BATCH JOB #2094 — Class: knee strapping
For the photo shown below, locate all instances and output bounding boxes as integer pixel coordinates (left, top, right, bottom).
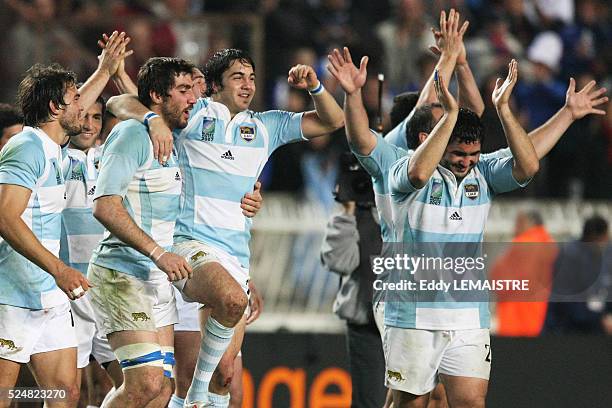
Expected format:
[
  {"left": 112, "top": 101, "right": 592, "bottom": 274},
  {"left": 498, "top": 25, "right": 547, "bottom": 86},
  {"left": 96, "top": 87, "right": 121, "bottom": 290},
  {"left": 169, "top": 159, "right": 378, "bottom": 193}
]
[
  {"left": 162, "top": 346, "right": 175, "bottom": 378},
  {"left": 114, "top": 343, "right": 163, "bottom": 371}
]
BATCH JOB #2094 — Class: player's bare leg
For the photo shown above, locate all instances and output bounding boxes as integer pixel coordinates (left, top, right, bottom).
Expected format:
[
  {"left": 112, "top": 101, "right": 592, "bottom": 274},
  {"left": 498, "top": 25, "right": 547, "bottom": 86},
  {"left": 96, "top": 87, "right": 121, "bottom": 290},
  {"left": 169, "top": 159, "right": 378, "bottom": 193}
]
[
  {"left": 228, "top": 353, "right": 243, "bottom": 408},
  {"left": 392, "top": 390, "right": 430, "bottom": 408},
  {"left": 439, "top": 375, "right": 487, "bottom": 408},
  {"left": 28, "top": 348, "right": 80, "bottom": 407},
  {"left": 0, "top": 358, "right": 21, "bottom": 408}
]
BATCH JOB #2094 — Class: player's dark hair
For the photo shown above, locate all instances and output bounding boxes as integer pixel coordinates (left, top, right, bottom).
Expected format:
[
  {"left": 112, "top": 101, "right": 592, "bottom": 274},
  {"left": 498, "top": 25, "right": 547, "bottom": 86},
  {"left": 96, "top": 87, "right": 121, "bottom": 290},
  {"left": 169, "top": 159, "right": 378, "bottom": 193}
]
[
  {"left": 16, "top": 63, "right": 77, "bottom": 127},
  {"left": 389, "top": 91, "right": 419, "bottom": 130},
  {"left": 450, "top": 108, "right": 485, "bottom": 145},
  {"left": 203, "top": 49, "right": 255, "bottom": 97},
  {"left": 581, "top": 215, "right": 609, "bottom": 242},
  {"left": 406, "top": 103, "right": 442, "bottom": 149},
  {"left": 0, "top": 103, "right": 23, "bottom": 132},
  {"left": 137, "top": 57, "right": 196, "bottom": 108}
]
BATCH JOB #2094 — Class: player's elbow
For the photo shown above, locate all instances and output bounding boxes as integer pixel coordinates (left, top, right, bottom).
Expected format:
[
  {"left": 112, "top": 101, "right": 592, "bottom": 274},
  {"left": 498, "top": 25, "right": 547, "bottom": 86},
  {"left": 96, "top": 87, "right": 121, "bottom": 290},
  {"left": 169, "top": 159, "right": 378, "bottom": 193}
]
[
  {"left": 92, "top": 198, "right": 113, "bottom": 225},
  {"left": 522, "top": 158, "right": 540, "bottom": 178},
  {"left": 407, "top": 167, "right": 429, "bottom": 189}
]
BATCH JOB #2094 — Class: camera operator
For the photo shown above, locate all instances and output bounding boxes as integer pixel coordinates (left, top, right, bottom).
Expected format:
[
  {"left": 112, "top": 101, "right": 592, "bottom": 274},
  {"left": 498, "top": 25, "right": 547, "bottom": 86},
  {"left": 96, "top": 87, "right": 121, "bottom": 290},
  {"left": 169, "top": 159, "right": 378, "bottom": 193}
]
[{"left": 321, "top": 152, "right": 386, "bottom": 408}]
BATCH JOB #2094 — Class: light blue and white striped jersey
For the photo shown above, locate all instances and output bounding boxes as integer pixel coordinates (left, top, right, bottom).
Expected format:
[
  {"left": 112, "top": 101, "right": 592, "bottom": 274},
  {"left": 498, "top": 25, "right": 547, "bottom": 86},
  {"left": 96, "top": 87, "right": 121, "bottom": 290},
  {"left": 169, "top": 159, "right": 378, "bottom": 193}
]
[
  {"left": 0, "top": 127, "right": 67, "bottom": 309},
  {"left": 173, "top": 98, "right": 304, "bottom": 267},
  {"left": 385, "top": 153, "right": 529, "bottom": 330},
  {"left": 59, "top": 146, "right": 105, "bottom": 275},
  {"left": 352, "top": 132, "right": 408, "bottom": 244},
  {"left": 91, "top": 120, "right": 182, "bottom": 280}
]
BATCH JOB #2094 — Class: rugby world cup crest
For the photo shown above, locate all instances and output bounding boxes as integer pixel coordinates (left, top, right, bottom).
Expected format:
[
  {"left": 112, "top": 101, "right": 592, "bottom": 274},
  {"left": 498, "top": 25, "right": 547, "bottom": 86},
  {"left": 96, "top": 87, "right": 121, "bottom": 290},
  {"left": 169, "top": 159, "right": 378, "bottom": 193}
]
[
  {"left": 429, "top": 179, "right": 443, "bottom": 205},
  {"left": 201, "top": 117, "right": 215, "bottom": 142},
  {"left": 240, "top": 125, "right": 256, "bottom": 142}
]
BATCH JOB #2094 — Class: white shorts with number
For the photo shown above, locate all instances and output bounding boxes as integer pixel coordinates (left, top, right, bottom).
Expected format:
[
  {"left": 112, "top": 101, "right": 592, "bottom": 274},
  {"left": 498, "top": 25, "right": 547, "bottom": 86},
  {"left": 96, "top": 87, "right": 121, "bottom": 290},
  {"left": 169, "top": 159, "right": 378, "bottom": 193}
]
[
  {"left": 0, "top": 302, "right": 77, "bottom": 363},
  {"left": 384, "top": 327, "right": 491, "bottom": 395},
  {"left": 88, "top": 264, "right": 178, "bottom": 335},
  {"left": 71, "top": 295, "right": 116, "bottom": 368},
  {"left": 172, "top": 240, "right": 250, "bottom": 298}
]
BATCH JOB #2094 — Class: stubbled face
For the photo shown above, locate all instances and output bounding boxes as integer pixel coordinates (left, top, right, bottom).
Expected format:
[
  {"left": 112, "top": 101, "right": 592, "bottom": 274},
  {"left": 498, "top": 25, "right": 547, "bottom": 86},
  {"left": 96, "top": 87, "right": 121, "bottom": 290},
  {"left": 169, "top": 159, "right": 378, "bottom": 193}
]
[
  {"left": 70, "top": 102, "right": 103, "bottom": 151},
  {"left": 214, "top": 60, "right": 256, "bottom": 115},
  {"left": 0, "top": 123, "right": 23, "bottom": 150},
  {"left": 59, "top": 84, "right": 83, "bottom": 137},
  {"left": 192, "top": 68, "right": 206, "bottom": 99},
  {"left": 440, "top": 139, "right": 481, "bottom": 181},
  {"left": 161, "top": 72, "right": 196, "bottom": 130}
]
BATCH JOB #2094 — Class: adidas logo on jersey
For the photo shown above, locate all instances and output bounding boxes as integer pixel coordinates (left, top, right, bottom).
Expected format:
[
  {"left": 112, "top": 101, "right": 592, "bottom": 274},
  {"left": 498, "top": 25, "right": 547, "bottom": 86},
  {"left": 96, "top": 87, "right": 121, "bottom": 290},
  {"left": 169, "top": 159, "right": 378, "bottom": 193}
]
[
  {"left": 87, "top": 186, "right": 96, "bottom": 196},
  {"left": 449, "top": 211, "right": 462, "bottom": 221},
  {"left": 221, "top": 150, "right": 234, "bottom": 160},
  {"left": 175, "top": 172, "right": 181, "bottom": 181}
]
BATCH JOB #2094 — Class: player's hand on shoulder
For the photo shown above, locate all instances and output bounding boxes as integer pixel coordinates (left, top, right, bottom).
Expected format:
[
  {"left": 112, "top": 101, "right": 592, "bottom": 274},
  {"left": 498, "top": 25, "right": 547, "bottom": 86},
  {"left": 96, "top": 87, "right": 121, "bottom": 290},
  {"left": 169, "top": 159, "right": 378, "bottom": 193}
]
[
  {"left": 288, "top": 64, "right": 319, "bottom": 90},
  {"left": 148, "top": 116, "right": 174, "bottom": 165},
  {"left": 53, "top": 263, "right": 92, "bottom": 300},
  {"left": 154, "top": 251, "right": 193, "bottom": 281}
]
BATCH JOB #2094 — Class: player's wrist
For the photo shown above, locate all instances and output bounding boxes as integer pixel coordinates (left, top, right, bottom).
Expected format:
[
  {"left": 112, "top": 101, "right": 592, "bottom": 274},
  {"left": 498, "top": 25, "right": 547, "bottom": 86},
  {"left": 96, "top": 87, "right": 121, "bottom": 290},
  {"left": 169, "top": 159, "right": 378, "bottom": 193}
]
[
  {"left": 308, "top": 81, "right": 325, "bottom": 96},
  {"left": 143, "top": 111, "right": 161, "bottom": 128}
]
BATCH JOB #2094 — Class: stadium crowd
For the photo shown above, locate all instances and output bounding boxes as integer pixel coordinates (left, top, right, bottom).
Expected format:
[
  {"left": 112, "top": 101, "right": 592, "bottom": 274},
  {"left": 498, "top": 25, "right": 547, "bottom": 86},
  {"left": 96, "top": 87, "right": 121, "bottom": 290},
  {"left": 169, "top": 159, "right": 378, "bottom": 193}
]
[{"left": 0, "top": 0, "right": 611, "bottom": 202}]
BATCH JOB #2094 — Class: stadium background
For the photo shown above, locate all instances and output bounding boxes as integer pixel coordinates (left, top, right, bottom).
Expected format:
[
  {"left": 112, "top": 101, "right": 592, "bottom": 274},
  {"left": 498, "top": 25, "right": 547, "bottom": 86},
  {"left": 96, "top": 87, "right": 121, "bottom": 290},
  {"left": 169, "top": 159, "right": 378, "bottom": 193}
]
[{"left": 0, "top": 0, "right": 610, "bottom": 407}]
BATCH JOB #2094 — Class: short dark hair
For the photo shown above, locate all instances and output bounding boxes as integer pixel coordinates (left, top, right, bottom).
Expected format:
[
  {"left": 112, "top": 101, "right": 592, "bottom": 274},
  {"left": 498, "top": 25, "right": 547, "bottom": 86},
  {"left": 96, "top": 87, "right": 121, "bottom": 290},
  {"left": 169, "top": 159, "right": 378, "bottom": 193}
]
[
  {"left": 16, "top": 63, "right": 77, "bottom": 127},
  {"left": 450, "top": 108, "right": 485, "bottom": 145},
  {"left": 203, "top": 49, "right": 255, "bottom": 97},
  {"left": 0, "top": 104, "right": 23, "bottom": 132},
  {"left": 389, "top": 91, "right": 419, "bottom": 130},
  {"left": 406, "top": 103, "right": 442, "bottom": 149},
  {"left": 581, "top": 215, "right": 609, "bottom": 242},
  {"left": 137, "top": 57, "right": 196, "bottom": 108}
]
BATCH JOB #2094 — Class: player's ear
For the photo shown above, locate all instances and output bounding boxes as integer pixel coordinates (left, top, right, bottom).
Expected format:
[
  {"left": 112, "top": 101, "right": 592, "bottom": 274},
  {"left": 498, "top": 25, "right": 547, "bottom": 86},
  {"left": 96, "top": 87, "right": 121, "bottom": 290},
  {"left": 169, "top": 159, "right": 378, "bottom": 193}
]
[
  {"left": 418, "top": 132, "right": 428, "bottom": 145},
  {"left": 49, "top": 100, "right": 62, "bottom": 117},
  {"left": 150, "top": 90, "right": 164, "bottom": 105}
]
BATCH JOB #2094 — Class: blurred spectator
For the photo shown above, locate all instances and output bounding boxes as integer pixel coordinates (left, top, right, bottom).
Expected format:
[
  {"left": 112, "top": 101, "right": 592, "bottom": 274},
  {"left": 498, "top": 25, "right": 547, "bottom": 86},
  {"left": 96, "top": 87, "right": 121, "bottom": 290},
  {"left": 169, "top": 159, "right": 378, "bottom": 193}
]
[
  {"left": 0, "top": 103, "right": 23, "bottom": 151},
  {"left": 465, "top": 12, "right": 523, "bottom": 83},
  {"left": 375, "top": 0, "right": 433, "bottom": 93},
  {"left": 491, "top": 210, "right": 557, "bottom": 337},
  {"left": 523, "top": 0, "right": 574, "bottom": 29},
  {"left": 310, "top": 0, "right": 370, "bottom": 54},
  {"left": 544, "top": 215, "right": 612, "bottom": 335},
  {"left": 152, "top": 0, "right": 209, "bottom": 66}
]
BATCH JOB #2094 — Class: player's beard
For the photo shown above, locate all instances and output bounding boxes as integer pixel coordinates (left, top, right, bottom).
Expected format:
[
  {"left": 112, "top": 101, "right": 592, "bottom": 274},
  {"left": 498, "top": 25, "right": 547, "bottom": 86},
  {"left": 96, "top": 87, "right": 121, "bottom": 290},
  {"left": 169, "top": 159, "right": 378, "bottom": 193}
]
[
  {"left": 161, "top": 102, "right": 187, "bottom": 130},
  {"left": 61, "top": 115, "right": 83, "bottom": 137}
]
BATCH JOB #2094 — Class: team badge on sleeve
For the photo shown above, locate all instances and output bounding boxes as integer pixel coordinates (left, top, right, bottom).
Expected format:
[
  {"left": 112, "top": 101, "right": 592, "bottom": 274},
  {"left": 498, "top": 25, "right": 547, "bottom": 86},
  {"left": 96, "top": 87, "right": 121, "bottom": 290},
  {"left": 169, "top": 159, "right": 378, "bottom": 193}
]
[
  {"left": 464, "top": 183, "right": 479, "bottom": 199},
  {"left": 201, "top": 117, "right": 215, "bottom": 142},
  {"left": 240, "top": 126, "right": 256, "bottom": 142}
]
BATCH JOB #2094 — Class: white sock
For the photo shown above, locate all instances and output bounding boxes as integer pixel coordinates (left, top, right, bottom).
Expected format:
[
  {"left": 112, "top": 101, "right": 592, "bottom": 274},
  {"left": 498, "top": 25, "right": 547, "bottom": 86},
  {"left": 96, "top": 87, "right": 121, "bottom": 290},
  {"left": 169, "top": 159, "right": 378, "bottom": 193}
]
[
  {"left": 100, "top": 386, "right": 116, "bottom": 408},
  {"left": 208, "top": 392, "right": 230, "bottom": 407},
  {"left": 185, "top": 317, "right": 234, "bottom": 404},
  {"left": 168, "top": 394, "right": 185, "bottom": 408}
]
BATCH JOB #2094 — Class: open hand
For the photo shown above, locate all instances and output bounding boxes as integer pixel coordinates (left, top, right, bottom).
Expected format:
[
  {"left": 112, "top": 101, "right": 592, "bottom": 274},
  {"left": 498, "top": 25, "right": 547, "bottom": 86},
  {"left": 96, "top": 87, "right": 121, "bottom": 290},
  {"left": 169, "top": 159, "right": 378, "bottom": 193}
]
[
  {"left": 96, "top": 31, "right": 134, "bottom": 77},
  {"left": 326, "top": 47, "right": 368, "bottom": 95},
  {"left": 434, "top": 69, "right": 458, "bottom": 113},
  {"left": 565, "top": 78, "right": 608, "bottom": 120},
  {"left": 493, "top": 59, "right": 518, "bottom": 109}
]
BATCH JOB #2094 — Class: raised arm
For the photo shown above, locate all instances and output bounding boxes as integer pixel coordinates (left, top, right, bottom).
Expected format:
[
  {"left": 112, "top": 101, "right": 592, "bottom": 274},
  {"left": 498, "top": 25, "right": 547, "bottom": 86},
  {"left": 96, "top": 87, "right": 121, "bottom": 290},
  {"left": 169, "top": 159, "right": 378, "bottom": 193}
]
[
  {"left": 79, "top": 31, "right": 133, "bottom": 111},
  {"left": 327, "top": 47, "right": 374, "bottom": 155},
  {"left": 429, "top": 11, "right": 483, "bottom": 115},
  {"left": 493, "top": 60, "right": 539, "bottom": 183},
  {"left": 287, "top": 64, "right": 344, "bottom": 138},
  {"left": 528, "top": 78, "right": 608, "bottom": 158},
  {"left": 416, "top": 9, "right": 467, "bottom": 108},
  {"left": 97, "top": 32, "right": 138, "bottom": 95},
  {"left": 406, "top": 71, "right": 459, "bottom": 189}
]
